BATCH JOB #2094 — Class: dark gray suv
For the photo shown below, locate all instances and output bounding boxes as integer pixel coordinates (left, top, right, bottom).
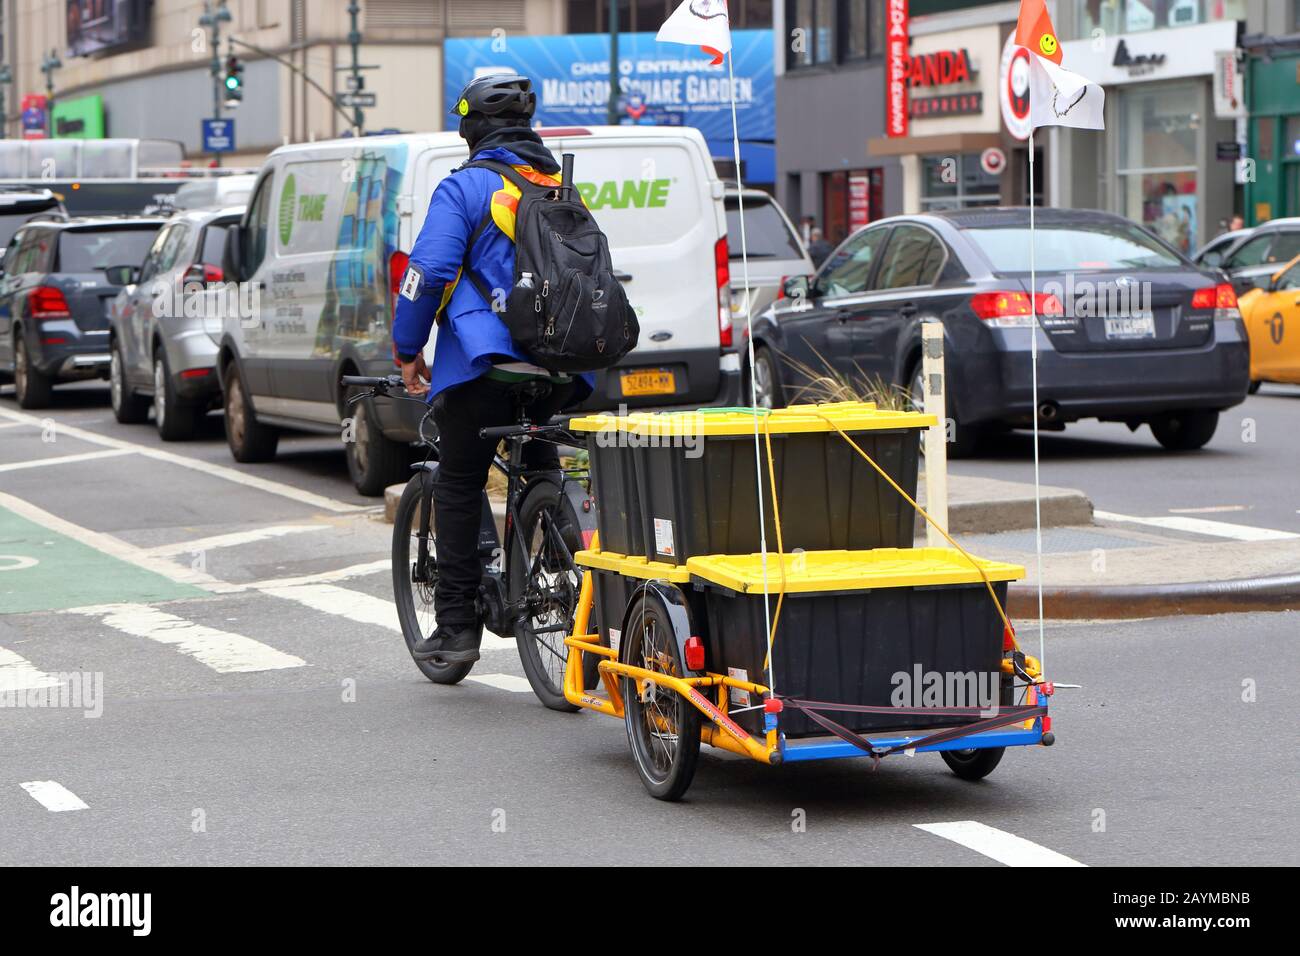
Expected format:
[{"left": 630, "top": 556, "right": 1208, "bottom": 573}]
[{"left": 0, "top": 216, "right": 164, "bottom": 407}]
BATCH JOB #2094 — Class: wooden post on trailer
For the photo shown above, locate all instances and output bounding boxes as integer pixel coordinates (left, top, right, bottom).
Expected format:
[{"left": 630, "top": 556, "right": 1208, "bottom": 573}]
[{"left": 922, "top": 319, "right": 949, "bottom": 548}]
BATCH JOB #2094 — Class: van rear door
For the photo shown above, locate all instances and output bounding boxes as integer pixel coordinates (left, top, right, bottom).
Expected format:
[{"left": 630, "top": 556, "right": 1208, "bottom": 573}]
[{"left": 552, "top": 130, "right": 724, "bottom": 406}]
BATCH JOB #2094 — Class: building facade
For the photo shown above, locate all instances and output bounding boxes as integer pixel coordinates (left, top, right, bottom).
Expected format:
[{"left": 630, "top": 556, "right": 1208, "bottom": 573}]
[
  {"left": 1241, "top": 1, "right": 1300, "bottom": 224},
  {"left": 1, "top": 0, "right": 566, "bottom": 167}
]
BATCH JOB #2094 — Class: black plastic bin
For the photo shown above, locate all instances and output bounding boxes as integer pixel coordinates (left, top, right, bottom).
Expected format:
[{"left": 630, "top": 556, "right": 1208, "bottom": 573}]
[
  {"left": 587, "top": 566, "right": 635, "bottom": 654},
  {"left": 634, "top": 413, "right": 927, "bottom": 566},
  {"left": 687, "top": 549, "right": 1021, "bottom": 738},
  {"left": 584, "top": 434, "right": 645, "bottom": 556}
]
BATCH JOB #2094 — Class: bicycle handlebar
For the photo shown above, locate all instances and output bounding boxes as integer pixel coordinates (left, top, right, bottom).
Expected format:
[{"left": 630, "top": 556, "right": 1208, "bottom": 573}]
[
  {"left": 479, "top": 420, "right": 572, "bottom": 441},
  {"left": 341, "top": 374, "right": 403, "bottom": 389}
]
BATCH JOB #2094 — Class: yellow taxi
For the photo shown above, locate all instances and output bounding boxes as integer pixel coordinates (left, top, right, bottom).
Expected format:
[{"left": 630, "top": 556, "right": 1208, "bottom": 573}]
[{"left": 1238, "top": 253, "right": 1300, "bottom": 391}]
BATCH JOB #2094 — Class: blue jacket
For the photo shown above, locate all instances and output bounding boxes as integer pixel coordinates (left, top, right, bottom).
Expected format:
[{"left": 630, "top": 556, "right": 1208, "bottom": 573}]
[{"left": 391, "top": 146, "right": 593, "bottom": 401}]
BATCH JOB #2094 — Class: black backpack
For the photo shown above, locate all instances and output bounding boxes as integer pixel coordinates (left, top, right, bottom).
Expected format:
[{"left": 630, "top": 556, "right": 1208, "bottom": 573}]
[{"left": 457, "top": 154, "right": 639, "bottom": 374}]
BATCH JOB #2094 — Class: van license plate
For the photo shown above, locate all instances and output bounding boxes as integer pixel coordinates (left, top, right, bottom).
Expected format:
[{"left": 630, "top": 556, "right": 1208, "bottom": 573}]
[
  {"left": 621, "top": 369, "right": 676, "bottom": 396},
  {"left": 1104, "top": 314, "right": 1156, "bottom": 339}
]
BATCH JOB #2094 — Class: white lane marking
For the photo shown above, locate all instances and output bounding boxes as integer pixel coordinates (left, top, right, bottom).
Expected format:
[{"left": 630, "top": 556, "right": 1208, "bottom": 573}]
[
  {"left": 1096, "top": 509, "right": 1298, "bottom": 542},
  {"left": 0, "top": 448, "right": 136, "bottom": 473},
  {"left": 0, "top": 646, "right": 63, "bottom": 693},
  {"left": 20, "top": 781, "right": 88, "bottom": 812},
  {"left": 1167, "top": 505, "right": 1247, "bottom": 515},
  {"left": 0, "top": 406, "right": 364, "bottom": 514},
  {"left": 0, "top": 490, "right": 232, "bottom": 592},
  {"left": 143, "top": 524, "right": 326, "bottom": 558},
  {"left": 243, "top": 560, "right": 390, "bottom": 591},
  {"left": 914, "top": 821, "right": 1086, "bottom": 867},
  {"left": 0, "top": 421, "right": 26, "bottom": 430},
  {"left": 69, "top": 604, "right": 305, "bottom": 673},
  {"left": 261, "top": 583, "right": 515, "bottom": 651},
  {"left": 466, "top": 673, "right": 533, "bottom": 693}
]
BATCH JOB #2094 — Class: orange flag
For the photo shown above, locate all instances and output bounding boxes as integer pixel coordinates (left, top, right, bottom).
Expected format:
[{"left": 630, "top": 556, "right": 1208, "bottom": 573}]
[{"left": 1015, "top": 0, "right": 1062, "bottom": 64}]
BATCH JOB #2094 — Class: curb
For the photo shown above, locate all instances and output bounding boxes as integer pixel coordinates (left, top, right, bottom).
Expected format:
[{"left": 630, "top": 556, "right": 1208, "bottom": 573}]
[
  {"left": 1007, "top": 574, "right": 1300, "bottom": 619},
  {"left": 920, "top": 490, "right": 1093, "bottom": 535}
]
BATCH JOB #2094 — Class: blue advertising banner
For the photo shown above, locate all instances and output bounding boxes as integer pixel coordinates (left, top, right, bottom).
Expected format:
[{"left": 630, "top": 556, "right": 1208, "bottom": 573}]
[{"left": 444, "top": 30, "right": 774, "bottom": 179}]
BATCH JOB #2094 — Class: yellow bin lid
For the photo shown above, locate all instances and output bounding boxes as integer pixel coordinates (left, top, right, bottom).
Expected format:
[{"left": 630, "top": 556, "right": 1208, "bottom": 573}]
[
  {"left": 575, "top": 549, "right": 691, "bottom": 582},
  {"left": 568, "top": 402, "right": 935, "bottom": 437},
  {"left": 685, "top": 548, "right": 1024, "bottom": 594}
]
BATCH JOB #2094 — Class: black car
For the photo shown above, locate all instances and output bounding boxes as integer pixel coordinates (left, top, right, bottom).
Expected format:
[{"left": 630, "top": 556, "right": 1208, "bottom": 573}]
[
  {"left": 0, "top": 216, "right": 165, "bottom": 408},
  {"left": 0, "top": 186, "right": 66, "bottom": 247},
  {"left": 1210, "top": 218, "right": 1300, "bottom": 298},
  {"left": 749, "top": 208, "right": 1249, "bottom": 454}
]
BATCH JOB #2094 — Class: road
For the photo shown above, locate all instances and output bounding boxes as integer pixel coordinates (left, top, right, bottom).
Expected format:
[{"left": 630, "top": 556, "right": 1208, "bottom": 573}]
[
  {"left": 957, "top": 382, "right": 1300, "bottom": 536},
  {"left": 1, "top": 381, "right": 1296, "bottom": 866}
]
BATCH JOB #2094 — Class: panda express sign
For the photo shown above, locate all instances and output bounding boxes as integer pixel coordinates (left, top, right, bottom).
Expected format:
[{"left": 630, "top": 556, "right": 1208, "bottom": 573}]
[
  {"left": 885, "top": 0, "right": 910, "bottom": 138},
  {"left": 907, "top": 47, "right": 981, "bottom": 118}
]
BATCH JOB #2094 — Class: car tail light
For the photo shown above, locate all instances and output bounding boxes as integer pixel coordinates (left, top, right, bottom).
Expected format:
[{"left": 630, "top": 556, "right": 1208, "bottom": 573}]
[
  {"left": 180, "top": 367, "right": 212, "bottom": 379},
  {"left": 715, "top": 236, "right": 733, "bottom": 348},
  {"left": 389, "top": 250, "right": 410, "bottom": 316},
  {"left": 775, "top": 275, "right": 787, "bottom": 301},
  {"left": 184, "top": 263, "right": 224, "bottom": 285},
  {"left": 29, "top": 285, "right": 71, "bottom": 321},
  {"left": 684, "top": 635, "right": 705, "bottom": 671},
  {"left": 1192, "top": 282, "right": 1238, "bottom": 319},
  {"left": 970, "top": 290, "right": 1063, "bottom": 327}
]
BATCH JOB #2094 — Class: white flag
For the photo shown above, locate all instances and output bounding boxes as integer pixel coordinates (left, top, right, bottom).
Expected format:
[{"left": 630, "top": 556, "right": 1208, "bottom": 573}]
[
  {"left": 1028, "top": 55, "right": 1105, "bottom": 130},
  {"left": 657, "top": 0, "right": 732, "bottom": 64}
]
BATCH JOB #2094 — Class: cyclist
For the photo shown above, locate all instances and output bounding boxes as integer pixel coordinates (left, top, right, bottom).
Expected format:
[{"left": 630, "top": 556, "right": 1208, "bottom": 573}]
[{"left": 391, "top": 74, "right": 591, "bottom": 665}]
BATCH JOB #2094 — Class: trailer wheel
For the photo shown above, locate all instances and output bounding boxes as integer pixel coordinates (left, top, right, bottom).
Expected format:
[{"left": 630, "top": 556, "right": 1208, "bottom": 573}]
[
  {"left": 621, "top": 588, "right": 701, "bottom": 801},
  {"left": 940, "top": 746, "right": 1005, "bottom": 781}
]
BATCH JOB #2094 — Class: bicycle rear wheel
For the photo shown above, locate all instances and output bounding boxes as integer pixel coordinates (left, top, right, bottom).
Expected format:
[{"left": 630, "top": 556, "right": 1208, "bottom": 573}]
[
  {"left": 508, "top": 478, "right": 595, "bottom": 711},
  {"left": 392, "top": 472, "right": 474, "bottom": 685}
]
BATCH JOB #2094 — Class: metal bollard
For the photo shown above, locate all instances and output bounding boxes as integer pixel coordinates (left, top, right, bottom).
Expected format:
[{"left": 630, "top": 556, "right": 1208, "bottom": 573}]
[{"left": 921, "top": 320, "right": 949, "bottom": 547}]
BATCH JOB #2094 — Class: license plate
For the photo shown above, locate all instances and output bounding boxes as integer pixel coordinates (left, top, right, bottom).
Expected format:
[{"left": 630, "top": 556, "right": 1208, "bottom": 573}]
[
  {"left": 1104, "top": 314, "right": 1156, "bottom": 339},
  {"left": 621, "top": 369, "right": 676, "bottom": 396}
]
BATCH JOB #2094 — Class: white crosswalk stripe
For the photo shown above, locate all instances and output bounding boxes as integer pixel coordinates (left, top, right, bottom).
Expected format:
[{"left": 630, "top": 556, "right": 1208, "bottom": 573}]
[
  {"left": 466, "top": 674, "right": 533, "bottom": 693},
  {"left": 69, "top": 604, "right": 306, "bottom": 674},
  {"left": 20, "top": 780, "right": 89, "bottom": 812},
  {"left": 0, "top": 646, "right": 62, "bottom": 693}
]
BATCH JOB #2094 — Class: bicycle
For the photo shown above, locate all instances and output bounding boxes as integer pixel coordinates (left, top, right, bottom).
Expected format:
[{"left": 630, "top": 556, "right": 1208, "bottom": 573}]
[{"left": 341, "top": 374, "right": 599, "bottom": 711}]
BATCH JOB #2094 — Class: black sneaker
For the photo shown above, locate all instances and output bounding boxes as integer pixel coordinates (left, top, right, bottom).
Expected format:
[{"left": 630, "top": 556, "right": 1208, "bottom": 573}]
[{"left": 411, "top": 624, "right": 482, "bottom": 664}]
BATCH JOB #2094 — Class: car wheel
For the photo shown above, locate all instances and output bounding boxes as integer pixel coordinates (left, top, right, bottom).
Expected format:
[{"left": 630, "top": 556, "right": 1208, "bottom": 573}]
[
  {"left": 13, "top": 336, "right": 53, "bottom": 409},
  {"left": 345, "top": 390, "right": 410, "bottom": 496},
  {"left": 223, "top": 363, "right": 279, "bottom": 462},
  {"left": 1150, "top": 409, "right": 1219, "bottom": 451},
  {"left": 907, "top": 361, "right": 982, "bottom": 458},
  {"left": 748, "top": 345, "right": 784, "bottom": 409},
  {"left": 1248, "top": 380, "right": 1262, "bottom": 395},
  {"left": 110, "top": 340, "right": 150, "bottom": 424},
  {"left": 154, "top": 351, "right": 202, "bottom": 441}
]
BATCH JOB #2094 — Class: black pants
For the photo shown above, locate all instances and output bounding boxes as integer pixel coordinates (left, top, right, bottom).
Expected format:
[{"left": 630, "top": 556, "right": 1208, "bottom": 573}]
[{"left": 431, "top": 375, "right": 576, "bottom": 627}]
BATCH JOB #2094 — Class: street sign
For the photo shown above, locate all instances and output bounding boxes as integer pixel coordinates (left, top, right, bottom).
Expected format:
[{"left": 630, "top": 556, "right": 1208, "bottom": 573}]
[
  {"left": 336, "top": 91, "right": 376, "bottom": 108},
  {"left": 345, "top": 74, "right": 364, "bottom": 92},
  {"left": 201, "top": 118, "right": 235, "bottom": 153}
]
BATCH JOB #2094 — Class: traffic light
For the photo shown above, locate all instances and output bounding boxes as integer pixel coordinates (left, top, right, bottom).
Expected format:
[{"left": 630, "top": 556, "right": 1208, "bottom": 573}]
[{"left": 223, "top": 54, "right": 243, "bottom": 104}]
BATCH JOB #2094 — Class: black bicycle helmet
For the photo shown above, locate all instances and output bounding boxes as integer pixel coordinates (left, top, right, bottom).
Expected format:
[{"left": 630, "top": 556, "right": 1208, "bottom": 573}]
[{"left": 451, "top": 74, "right": 536, "bottom": 120}]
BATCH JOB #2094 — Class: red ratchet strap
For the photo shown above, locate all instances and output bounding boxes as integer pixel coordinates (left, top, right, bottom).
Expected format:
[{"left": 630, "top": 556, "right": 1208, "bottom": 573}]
[{"left": 778, "top": 697, "right": 1048, "bottom": 759}]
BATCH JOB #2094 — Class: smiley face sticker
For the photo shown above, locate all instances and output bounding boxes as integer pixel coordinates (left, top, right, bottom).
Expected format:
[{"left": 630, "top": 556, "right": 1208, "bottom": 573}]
[{"left": 1038, "top": 33, "right": 1058, "bottom": 57}]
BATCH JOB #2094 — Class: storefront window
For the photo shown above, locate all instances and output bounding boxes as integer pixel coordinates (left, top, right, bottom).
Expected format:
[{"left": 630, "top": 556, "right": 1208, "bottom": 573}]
[
  {"left": 820, "top": 168, "right": 884, "bottom": 244},
  {"left": 920, "top": 154, "right": 1001, "bottom": 211},
  {"left": 1078, "top": 1, "right": 1248, "bottom": 37},
  {"left": 1117, "top": 84, "right": 1200, "bottom": 253}
]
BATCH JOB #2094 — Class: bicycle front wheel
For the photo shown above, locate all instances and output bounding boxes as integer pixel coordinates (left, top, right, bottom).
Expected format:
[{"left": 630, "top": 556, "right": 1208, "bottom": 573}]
[
  {"left": 508, "top": 479, "right": 594, "bottom": 711},
  {"left": 392, "top": 472, "right": 474, "bottom": 685}
]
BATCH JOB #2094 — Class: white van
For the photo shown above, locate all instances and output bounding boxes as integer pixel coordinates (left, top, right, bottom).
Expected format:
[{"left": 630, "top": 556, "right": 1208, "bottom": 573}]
[{"left": 217, "top": 126, "right": 739, "bottom": 494}]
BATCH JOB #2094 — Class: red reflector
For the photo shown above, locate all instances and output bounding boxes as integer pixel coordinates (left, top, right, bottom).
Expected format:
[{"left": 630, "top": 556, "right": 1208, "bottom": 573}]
[
  {"left": 763, "top": 697, "right": 783, "bottom": 714},
  {"left": 41, "top": 337, "right": 67, "bottom": 345},
  {"left": 684, "top": 635, "right": 705, "bottom": 671},
  {"left": 30, "top": 285, "right": 71, "bottom": 321},
  {"left": 1042, "top": 715, "right": 1052, "bottom": 733},
  {"left": 180, "top": 367, "right": 212, "bottom": 379},
  {"left": 581, "top": 527, "right": 596, "bottom": 548},
  {"left": 715, "top": 236, "right": 733, "bottom": 348},
  {"left": 536, "top": 127, "right": 593, "bottom": 137},
  {"left": 1002, "top": 623, "right": 1016, "bottom": 651}
]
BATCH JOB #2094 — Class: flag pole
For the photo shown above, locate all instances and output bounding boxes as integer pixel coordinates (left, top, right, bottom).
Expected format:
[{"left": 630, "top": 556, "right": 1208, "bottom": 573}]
[
  {"left": 725, "top": 48, "right": 776, "bottom": 697},
  {"left": 1028, "top": 128, "right": 1045, "bottom": 668}
]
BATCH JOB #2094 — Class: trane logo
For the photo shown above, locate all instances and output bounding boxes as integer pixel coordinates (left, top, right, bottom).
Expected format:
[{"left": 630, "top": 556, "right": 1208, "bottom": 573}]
[{"left": 576, "top": 179, "right": 670, "bottom": 210}]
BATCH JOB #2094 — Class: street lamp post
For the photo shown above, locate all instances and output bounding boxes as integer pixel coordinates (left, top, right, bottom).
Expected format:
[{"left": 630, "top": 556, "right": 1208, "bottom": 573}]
[
  {"left": 346, "top": 0, "right": 364, "bottom": 134},
  {"left": 607, "top": 0, "right": 620, "bottom": 126},
  {"left": 40, "top": 50, "right": 62, "bottom": 138},
  {"left": 198, "top": 1, "right": 232, "bottom": 164},
  {"left": 0, "top": 65, "right": 12, "bottom": 139}
]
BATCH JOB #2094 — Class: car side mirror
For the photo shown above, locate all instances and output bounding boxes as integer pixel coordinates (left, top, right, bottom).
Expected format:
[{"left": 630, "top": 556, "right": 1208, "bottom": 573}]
[
  {"left": 782, "top": 274, "right": 810, "bottom": 301},
  {"left": 104, "top": 264, "right": 136, "bottom": 286},
  {"left": 222, "top": 224, "right": 244, "bottom": 282}
]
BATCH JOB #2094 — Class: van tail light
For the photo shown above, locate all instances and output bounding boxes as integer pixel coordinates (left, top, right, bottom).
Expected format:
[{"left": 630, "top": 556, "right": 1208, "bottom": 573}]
[
  {"left": 1192, "top": 282, "right": 1238, "bottom": 320},
  {"left": 969, "top": 290, "right": 1063, "bottom": 328},
  {"left": 29, "top": 285, "right": 71, "bottom": 321},
  {"left": 389, "top": 250, "right": 410, "bottom": 317},
  {"left": 775, "top": 276, "right": 787, "bottom": 301},
  {"left": 715, "top": 237, "right": 733, "bottom": 348}
]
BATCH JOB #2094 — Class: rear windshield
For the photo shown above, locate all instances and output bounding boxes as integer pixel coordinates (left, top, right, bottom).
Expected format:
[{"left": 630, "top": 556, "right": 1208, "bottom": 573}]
[
  {"left": 963, "top": 222, "right": 1183, "bottom": 273},
  {"left": 724, "top": 197, "right": 804, "bottom": 260},
  {"left": 200, "top": 223, "right": 231, "bottom": 266},
  {"left": 57, "top": 227, "right": 161, "bottom": 273},
  {"left": 0, "top": 205, "right": 60, "bottom": 247}
]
